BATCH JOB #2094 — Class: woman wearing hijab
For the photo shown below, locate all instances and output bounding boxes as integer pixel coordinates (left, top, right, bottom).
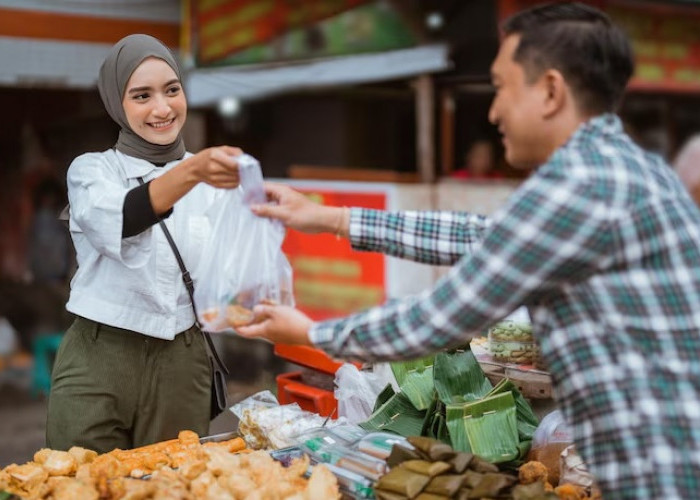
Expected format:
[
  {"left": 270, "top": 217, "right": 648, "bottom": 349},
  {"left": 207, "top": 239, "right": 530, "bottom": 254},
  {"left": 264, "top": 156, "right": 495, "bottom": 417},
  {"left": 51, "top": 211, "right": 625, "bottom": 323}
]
[{"left": 46, "top": 34, "right": 241, "bottom": 453}]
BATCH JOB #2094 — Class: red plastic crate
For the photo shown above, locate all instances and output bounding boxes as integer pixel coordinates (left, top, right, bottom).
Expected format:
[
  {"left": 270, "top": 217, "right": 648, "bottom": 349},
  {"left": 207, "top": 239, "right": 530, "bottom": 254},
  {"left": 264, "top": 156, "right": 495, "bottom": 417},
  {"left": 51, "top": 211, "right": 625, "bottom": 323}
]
[
  {"left": 276, "top": 371, "right": 337, "bottom": 418},
  {"left": 274, "top": 344, "right": 360, "bottom": 375}
]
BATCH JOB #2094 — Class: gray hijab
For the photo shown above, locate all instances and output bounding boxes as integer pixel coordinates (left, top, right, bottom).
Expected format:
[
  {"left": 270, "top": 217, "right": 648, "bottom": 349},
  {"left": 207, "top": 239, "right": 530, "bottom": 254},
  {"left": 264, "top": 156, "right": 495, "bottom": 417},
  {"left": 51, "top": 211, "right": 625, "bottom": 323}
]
[{"left": 98, "top": 34, "right": 186, "bottom": 163}]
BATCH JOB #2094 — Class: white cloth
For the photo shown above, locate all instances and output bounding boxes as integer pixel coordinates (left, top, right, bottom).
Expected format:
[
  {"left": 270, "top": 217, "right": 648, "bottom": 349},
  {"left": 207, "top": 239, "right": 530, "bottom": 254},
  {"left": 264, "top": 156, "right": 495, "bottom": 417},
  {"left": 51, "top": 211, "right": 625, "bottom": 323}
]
[{"left": 66, "top": 149, "right": 227, "bottom": 340}]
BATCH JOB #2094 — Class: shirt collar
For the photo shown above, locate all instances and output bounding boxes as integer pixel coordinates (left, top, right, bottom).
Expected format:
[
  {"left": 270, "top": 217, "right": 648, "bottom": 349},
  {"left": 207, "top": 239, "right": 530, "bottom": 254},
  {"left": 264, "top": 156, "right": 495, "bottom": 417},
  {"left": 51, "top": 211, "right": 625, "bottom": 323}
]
[
  {"left": 115, "top": 149, "right": 170, "bottom": 179},
  {"left": 569, "top": 113, "right": 622, "bottom": 146}
]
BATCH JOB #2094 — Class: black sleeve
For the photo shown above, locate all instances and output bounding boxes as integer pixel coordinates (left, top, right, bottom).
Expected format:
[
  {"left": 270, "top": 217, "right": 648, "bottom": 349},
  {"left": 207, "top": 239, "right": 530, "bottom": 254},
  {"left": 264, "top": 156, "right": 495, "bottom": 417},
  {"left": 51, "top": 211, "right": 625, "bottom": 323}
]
[{"left": 122, "top": 181, "right": 173, "bottom": 238}]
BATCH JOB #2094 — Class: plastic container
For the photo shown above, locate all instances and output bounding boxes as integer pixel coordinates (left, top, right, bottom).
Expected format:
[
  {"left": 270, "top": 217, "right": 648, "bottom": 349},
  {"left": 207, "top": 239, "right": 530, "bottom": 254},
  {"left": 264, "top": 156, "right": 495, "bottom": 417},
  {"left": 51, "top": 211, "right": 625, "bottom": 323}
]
[
  {"left": 328, "top": 424, "right": 368, "bottom": 445},
  {"left": 269, "top": 446, "right": 310, "bottom": 468},
  {"left": 325, "top": 462, "right": 375, "bottom": 499},
  {"left": 488, "top": 321, "right": 539, "bottom": 365},
  {"left": 276, "top": 371, "right": 337, "bottom": 418},
  {"left": 355, "top": 432, "right": 411, "bottom": 460},
  {"left": 293, "top": 428, "right": 351, "bottom": 448},
  {"left": 298, "top": 436, "right": 388, "bottom": 481}
]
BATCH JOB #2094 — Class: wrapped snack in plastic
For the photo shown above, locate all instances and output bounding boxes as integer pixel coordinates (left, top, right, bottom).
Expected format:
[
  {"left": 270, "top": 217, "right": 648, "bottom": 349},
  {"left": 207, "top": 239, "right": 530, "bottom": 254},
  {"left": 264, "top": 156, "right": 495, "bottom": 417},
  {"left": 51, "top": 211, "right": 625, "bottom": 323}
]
[
  {"left": 529, "top": 410, "right": 574, "bottom": 485},
  {"left": 231, "top": 391, "right": 348, "bottom": 450},
  {"left": 230, "top": 390, "right": 283, "bottom": 449},
  {"left": 194, "top": 154, "right": 294, "bottom": 332}
]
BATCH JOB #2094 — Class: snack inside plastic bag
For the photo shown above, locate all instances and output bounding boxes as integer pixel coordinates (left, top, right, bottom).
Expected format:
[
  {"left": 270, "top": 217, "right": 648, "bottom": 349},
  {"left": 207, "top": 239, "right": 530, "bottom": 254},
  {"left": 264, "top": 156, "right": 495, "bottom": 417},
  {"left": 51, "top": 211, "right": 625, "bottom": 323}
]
[
  {"left": 529, "top": 410, "right": 574, "bottom": 485},
  {"left": 231, "top": 390, "right": 348, "bottom": 450},
  {"left": 194, "top": 154, "right": 293, "bottom": 331}
]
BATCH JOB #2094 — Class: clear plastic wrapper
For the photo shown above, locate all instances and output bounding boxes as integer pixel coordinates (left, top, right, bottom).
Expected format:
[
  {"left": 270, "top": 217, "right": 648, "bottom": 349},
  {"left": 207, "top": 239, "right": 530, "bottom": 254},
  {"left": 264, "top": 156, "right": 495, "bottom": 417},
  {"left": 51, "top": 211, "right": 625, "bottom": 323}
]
[
  {"left": 298, "top": 436, "right": 388, "bottom": 481},
  {"left": 355, "top": 432, "right": 411, "bottom": 460},
  {"left": 324, "top": 463, "right": 375, "bottom": 499},
  {"left": 269, "top": 445, "right": 375, "bottom": 499},
  {"left": 327, "top": 424, "right": 368, "bottom": 445},
  {"left": 559, "top": 444, "right": 596, "bottom": 489},
  {"left": 269, "top": 446, "right": 309, "bottom": 469},
  {"left": 530, "top": 410, "right": 574, "bottom": 485},
  {"left": 194, "top": 154, "right": 293, "bottom": 332},
  {"left": 231, "top": 391, "right": 348, "bottom": 450},
  {"left": 488, "top": 320, "right": 539, "bottom": 365}
]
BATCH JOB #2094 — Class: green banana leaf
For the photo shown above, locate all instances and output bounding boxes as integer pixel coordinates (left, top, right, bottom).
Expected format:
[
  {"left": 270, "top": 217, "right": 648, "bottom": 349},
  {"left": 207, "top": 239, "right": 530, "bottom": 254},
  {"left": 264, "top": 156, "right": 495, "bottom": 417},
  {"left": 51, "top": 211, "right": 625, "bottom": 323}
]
[
  {"left": 360, "top": 391, "right": 426, "bottom": 437},
  {"left": 433, "top": 351, "right": 492, "bottom": 405},
  {"left": 447, "top": 392, "right": 520, "bottom": 463}
]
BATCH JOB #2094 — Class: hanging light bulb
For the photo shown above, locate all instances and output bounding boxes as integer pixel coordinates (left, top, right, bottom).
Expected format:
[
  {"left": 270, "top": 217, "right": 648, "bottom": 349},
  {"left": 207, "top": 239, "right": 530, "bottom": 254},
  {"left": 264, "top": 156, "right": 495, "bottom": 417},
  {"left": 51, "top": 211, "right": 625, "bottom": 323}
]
[
  {"left": 217, "top": 96, "right": 241, "bottom": 118},
  {"left": 425, "top": 12, "right": 444, "bottom": 31}
]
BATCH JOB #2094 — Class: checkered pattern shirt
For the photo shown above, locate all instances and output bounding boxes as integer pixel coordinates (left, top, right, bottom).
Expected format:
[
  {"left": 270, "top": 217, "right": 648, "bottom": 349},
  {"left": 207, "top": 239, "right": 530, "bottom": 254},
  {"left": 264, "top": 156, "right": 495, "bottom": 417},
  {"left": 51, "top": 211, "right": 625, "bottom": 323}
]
[{"left": 309, "top": 114, "right": 700, "bottom": 499}]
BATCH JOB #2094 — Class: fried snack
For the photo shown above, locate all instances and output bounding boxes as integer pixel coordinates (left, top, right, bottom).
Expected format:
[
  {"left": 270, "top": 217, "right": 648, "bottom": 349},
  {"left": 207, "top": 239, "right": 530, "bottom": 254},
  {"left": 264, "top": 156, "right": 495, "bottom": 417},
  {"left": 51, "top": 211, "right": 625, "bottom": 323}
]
[
  {"left": 43, "top": 450, "right": 78, "bottom": 476},
  {"left": 519, "top": 460, "right": 550, "bottom": 485},
  {"left": 1, "top": 462, "right": 49, "bottom": 497},
  {"left": 149, "top": 468, "right": 191, "bottom": 500},
  {"left": 226, "top": 304, "right": 255, "bottom": 327},
  {"left": 33, "top": 448, "right": 52, "bottom": 465},
  {"left": 203, "top": 447, "right": 241, "bottom": 476},
  {"left": 306, "top": 464, "right": 341, "bottom": 500},
  {"left": 68, "top": 446, "right": 98, "bottom": 465},
  {"left": 178, "top": 457, "right": 207, "bottom": 481},
  {"left": 189, "top": 470, "right": 219, "bottom": 499},
  {"left": 200, "top": 308, "right": 220, "bottom": 324},
  {"left": 51, "top": 477, "right": 99, "bottom": 500},
  {"left": 220, "top": 473, "right": 258, "bottom": 498},
  {"left": 177, "top": 429, "right": 200, "bottom": 447},
  {"left": 202, "top": 436, "right": 247, "bottom": 453},
  {"left": 168, "top": 447, "right": 208, "bottom": 469},
  {"left": 8, "top": 462, "right": 49, "bottom": 487},
  {"left": 0, "top": 429, "right": 339, "bottom": 499},
  {"left": 555, "top": 482, "right": 589, "bottom": 500}
]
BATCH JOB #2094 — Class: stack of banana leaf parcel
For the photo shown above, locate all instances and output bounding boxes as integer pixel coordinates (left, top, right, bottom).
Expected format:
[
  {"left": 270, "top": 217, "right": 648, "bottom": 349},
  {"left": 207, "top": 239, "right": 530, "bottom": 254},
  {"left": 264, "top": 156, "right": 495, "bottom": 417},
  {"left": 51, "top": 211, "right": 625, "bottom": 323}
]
[{"left": 359, "top": 349, "right": 539, "bottom": 466}]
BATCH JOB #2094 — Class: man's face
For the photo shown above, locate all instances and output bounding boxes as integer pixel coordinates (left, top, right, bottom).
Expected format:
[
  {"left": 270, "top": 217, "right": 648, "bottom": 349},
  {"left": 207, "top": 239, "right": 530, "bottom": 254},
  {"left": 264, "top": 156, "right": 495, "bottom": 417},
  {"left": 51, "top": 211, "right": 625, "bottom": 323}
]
[{"left": 488, "top": 35, "right": 550, "bottom": 170}]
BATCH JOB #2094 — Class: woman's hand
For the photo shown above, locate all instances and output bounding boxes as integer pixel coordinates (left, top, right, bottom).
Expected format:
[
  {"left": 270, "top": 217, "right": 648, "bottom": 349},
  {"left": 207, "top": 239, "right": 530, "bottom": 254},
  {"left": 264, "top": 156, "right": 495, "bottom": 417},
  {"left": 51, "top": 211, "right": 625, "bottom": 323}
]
[
  {"left": 236, "top": 304, "right": 315, "bottom": 346},
  {"left": 148, "top": 145, "right": 242, "bottom": 215},
  {"left": 190, "top": 146, "right": 242, "bottom": 189},
  {"left": 251, "top": 182, "right": 348, "bottom": 235}
]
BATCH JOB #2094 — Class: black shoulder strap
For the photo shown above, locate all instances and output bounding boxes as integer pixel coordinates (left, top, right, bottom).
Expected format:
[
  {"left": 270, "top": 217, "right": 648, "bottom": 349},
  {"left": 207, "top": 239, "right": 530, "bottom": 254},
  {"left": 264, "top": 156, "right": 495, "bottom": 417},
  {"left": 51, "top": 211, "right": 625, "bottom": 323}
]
[{"left": 136, "top": 177, "right": 229, "bottom": 374}]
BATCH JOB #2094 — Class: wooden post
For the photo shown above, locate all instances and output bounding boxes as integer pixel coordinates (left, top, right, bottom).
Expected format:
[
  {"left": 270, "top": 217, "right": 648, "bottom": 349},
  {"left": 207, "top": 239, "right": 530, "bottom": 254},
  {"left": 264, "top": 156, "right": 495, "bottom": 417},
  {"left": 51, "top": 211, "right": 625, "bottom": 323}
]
[
  {"left": 440, "top": 89, "right": 456, "bottom": 176},
  {"left": 415, "top": 74, "right": 435, "bottom": 183}
]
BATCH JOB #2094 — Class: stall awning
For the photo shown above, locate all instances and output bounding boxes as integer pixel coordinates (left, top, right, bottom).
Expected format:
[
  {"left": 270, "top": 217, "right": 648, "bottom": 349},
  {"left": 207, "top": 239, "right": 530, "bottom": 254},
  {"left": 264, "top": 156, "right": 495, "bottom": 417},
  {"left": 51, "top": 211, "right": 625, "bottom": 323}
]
[{"left": 185, "top": 43, "right": 451, "bottom": 107}]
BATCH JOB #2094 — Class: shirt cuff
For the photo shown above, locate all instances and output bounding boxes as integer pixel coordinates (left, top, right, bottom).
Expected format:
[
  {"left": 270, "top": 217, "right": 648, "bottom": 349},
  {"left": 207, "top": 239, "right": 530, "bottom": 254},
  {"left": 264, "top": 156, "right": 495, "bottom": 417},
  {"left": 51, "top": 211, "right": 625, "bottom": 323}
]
[
  {"left": 122, "top": 181, "right": 173, "bottom": 238},
  {"left": 347, "top": 207, "right": 363, "bottom": 247},
  {"left": 308, "top": 321, "right": 337, "bottom": 350}
]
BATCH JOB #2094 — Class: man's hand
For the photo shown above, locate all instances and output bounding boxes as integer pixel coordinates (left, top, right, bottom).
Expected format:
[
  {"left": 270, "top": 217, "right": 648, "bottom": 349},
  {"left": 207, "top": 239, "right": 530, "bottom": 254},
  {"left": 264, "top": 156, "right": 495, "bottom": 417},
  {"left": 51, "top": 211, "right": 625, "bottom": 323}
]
[
  {"left": 236, "top": 304, "right": 315, "bottom": 346},
  {"left": 251, "top": 183, "right": 348, "bottom": 236}
]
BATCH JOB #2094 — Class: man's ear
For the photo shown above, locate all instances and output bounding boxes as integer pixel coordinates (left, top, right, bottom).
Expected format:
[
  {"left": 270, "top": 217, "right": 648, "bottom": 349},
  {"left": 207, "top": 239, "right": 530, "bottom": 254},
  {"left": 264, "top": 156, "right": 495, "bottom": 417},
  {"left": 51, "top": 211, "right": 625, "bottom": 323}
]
[{"left": 541, "top": 69, "right": 566, "bottom": 119}]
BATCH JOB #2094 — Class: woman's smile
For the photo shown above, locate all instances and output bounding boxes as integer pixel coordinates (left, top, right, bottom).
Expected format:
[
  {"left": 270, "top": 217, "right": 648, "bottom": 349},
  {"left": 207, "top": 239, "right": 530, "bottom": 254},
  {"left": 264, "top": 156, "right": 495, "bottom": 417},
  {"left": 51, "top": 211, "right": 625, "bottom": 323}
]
[{"left": 149, "top": 118, "right": 175, "bottom": 130}]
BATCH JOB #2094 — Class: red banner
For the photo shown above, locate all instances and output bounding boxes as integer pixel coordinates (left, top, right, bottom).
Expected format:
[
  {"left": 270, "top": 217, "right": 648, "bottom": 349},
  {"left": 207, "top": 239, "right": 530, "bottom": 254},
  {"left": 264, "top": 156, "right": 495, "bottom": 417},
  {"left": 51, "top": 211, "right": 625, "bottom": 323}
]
[
  {"left": 282, "top": 189, "right": 386, "bottom": 321},
  {"left": 497, "top": 0, "right": 700, "bottom": 93}
]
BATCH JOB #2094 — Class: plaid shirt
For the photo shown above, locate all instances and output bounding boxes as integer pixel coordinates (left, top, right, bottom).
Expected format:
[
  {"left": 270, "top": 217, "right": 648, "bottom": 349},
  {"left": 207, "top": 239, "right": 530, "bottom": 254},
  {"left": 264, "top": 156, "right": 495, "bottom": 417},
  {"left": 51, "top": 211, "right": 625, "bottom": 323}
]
[{"left": 309, "top": 114, "right": 700, "bottom": 499}]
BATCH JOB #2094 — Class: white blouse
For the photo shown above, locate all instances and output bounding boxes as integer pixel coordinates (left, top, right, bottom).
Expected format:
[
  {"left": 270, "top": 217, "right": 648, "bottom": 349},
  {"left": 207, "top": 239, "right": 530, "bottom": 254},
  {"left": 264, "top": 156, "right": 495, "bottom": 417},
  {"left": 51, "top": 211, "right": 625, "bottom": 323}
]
[{"left": 66, "top": 149, "right": 226, "bottom": 340}]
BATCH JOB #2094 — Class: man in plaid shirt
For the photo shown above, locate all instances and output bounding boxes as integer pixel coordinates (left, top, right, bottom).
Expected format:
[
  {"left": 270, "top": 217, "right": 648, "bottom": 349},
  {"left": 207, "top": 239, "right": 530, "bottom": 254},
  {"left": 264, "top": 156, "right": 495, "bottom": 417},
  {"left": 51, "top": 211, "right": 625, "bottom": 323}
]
[{"left": 239, "top": 3, "right": 700, "bottom": 498}]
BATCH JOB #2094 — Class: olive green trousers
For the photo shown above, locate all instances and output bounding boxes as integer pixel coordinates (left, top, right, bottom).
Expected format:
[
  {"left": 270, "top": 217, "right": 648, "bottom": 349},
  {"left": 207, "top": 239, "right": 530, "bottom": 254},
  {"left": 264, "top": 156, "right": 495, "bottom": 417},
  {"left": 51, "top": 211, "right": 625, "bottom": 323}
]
[{"left": 46, "top": 316, "right": 211, "bottom": 453}]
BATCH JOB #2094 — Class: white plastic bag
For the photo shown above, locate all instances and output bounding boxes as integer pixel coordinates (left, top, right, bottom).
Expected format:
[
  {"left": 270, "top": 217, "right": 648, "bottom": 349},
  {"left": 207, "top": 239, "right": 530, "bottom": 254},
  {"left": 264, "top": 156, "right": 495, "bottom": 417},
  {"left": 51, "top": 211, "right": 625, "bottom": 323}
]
[
  {"left": 194, "top": 154, "right": 293, "bottom": 332},
  {"left": 334, "top": 363, "right": 386, "bottom": 424},
  {"left": 530, "top": 410, "right": 574, "bottom": 485}
]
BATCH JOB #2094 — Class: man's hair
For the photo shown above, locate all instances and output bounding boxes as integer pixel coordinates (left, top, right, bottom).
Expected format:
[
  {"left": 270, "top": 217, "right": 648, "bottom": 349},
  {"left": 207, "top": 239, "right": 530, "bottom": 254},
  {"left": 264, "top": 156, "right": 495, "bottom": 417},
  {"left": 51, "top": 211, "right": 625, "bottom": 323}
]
[{"left": 502, "top": 2, "right": 635, "bottom": 114}]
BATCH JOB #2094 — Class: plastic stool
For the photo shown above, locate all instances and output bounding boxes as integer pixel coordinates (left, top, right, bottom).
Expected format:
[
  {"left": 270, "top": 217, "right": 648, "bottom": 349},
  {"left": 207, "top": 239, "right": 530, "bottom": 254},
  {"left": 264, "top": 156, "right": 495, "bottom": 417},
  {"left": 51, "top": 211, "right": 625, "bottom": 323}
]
[{"left": 32, "top": 332, "right": 64, "bottom": 397}]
